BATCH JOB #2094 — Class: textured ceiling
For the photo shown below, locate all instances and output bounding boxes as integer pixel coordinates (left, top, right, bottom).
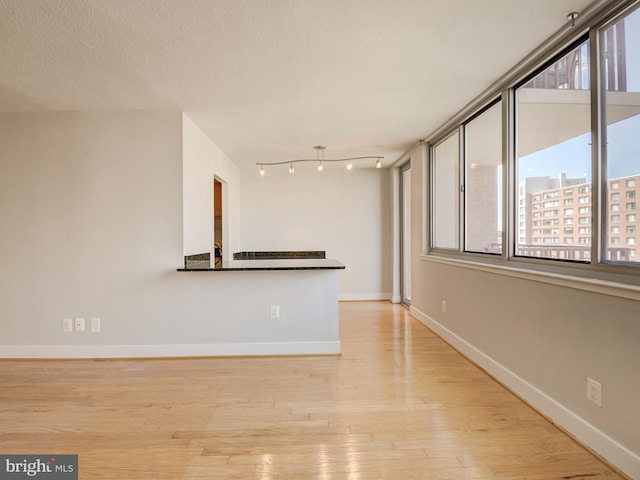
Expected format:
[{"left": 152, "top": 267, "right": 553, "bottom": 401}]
[{"left": 0, "top": 0, "right": 594, "bottom": 168}]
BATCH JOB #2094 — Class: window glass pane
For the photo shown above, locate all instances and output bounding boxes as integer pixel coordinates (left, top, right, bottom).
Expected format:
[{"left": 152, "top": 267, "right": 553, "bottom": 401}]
[
  {"left": 603, "top": 6, "right": 640, "bottom": 264},
  {"left": 516, "top": 39, "right": 591, "bottom": 261},
  {"left": 432, "top": 132, "right": 460, "bottom": 249},
  {"left": 465, "top": 102, "right": 502, "bottom": 254}
]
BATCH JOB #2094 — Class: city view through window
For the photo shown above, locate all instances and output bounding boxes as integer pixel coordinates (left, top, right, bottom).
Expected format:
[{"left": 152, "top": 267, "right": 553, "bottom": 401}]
[{"left": 514, "top": 9, "right": 640, "bottom": 264}]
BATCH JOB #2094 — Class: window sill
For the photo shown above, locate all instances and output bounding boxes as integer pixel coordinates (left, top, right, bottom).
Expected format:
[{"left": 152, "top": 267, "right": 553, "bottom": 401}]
[{"left": 421, "top": 254, "right": 640, "bottom": 302}]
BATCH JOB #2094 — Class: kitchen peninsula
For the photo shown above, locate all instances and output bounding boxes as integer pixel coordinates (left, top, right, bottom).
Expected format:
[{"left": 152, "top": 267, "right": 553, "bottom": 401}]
[{"left": 177, "top": 251, "right": 345, "bottom": 356}]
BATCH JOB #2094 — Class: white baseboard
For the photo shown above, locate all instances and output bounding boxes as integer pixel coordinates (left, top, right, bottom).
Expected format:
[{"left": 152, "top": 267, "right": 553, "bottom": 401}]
[
  {"left": 0, "top": 341, "right": 341, "bottom": 359},
  {"left": 339, "top": 292, "right": 391, "bottom": 301},
  {"left": 410, "top": 306, "right": 640, "bottom": 480}
]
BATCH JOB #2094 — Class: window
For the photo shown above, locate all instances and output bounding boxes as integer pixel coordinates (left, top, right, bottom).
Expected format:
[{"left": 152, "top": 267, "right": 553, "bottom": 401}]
[
  {"left": 465, "top": 102, "right": 503, "bottom": 254},
  {"left": 432, "top": 131, "right": 460, "bottom": 250},
  {"left": 603, "top": 7, "right": 640, "bottom": 264},
  {"left": 515, "top": 38, "right": 590, "bottom": 259},
  {"left": 427, "top": 3, "right": 640, "bottom": 280}
]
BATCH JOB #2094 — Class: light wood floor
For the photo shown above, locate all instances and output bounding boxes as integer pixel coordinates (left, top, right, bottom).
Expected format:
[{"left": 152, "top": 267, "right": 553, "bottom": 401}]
[{"left": 0, "top": 301, "right": 625, "bottom": 479}]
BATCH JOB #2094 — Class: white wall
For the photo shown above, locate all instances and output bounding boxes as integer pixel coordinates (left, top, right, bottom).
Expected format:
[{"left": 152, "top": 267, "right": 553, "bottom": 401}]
[
  {"left": 182, "top": 113, "right": 241, "bottom": 256},
  {"left": 240, "top": 167, "right": 392, "bottom": 300},
  {"left": 0, "top": 112, "right": 338, "bottom": 357},
  {"left": 408, "top": 142, "right": 640, "bottom": 478}
]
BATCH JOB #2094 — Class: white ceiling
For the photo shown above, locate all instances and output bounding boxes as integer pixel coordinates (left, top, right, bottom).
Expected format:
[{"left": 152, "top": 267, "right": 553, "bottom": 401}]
[{"left": 0, "top": 0, "right": 594, "bottom": 168}]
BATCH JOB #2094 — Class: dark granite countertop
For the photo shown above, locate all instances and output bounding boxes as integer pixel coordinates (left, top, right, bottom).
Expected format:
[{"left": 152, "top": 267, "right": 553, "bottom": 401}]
[{"left": 178, "top": 258, "right": 345, "bottom": 272}]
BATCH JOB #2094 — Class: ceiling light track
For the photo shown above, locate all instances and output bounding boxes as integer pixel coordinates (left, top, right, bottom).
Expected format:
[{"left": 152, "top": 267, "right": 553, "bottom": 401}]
[{"left": 257, "top": 146, "right": 383, "bottom": 174}]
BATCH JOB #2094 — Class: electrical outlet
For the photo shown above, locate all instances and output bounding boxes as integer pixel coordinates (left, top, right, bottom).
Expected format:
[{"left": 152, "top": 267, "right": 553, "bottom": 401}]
[
  {"left": 270, "top": 305, "right": 280, "bottom": 319},
  {"left": 74, "top": 317, "right": 85, "bottom": 332},
  {"left": 63, "top": 318, "right": 73, "bottom": 333},
  {"left": 441, "top": 300, "right": 447, "bottom": 313},
  {"left": 587, "top": 377, "right": 602, "bottom": 407},
  {"left": 90, "top": 317, "right": 101, "bottom": 333}
]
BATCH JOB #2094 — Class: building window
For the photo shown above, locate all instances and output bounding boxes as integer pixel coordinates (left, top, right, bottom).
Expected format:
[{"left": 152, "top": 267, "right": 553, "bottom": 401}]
[
  {"left": 627, "top": 237, "right": 636, "bottom": 245},
  {"left": 464, "top": 102, "right": 503, "bottom": 254},
  {"left": 432, "top": 131, "right": 460, "bottom": 250},
  {"left": 427, "top": 3, "right": 640, "bottom": 277},
  {"left": 602, "top": 7, "right": 640, "bottom": 265},
  {"left": 515, "top": 37, "right": 590, "bottom": 260}
]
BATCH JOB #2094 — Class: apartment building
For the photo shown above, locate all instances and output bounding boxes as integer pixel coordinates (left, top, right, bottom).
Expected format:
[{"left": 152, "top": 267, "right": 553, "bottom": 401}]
[{"left": 517, "top": 173, "right": 640, "bottom": 262}]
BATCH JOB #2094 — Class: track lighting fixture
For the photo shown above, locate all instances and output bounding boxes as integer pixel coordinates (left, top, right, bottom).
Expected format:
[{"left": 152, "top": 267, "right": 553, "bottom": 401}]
[{"left": 257, "top": 146, "right": 383, "bottom": 174}]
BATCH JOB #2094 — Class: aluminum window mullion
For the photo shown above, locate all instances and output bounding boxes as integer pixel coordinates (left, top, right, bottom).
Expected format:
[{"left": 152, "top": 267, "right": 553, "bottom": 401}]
[
  {"left": 590, "top": 27, "right": 604, "bottom": 265},
  {"left": 503, "top": 89, "right": 515, "bottom": 260},
  {"left": 459, "top": 125, "right": 465, "bottom": 253}
]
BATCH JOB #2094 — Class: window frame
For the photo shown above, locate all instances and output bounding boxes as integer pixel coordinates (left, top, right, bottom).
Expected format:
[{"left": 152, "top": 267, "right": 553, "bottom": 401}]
[{"left": 425, "top": 0, "right": 640, "bottom": 286}]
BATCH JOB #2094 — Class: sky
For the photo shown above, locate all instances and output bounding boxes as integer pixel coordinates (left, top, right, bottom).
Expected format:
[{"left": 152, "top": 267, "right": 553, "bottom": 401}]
[{"left": 518, "top": 114, "right": 640, "bottom": 183}]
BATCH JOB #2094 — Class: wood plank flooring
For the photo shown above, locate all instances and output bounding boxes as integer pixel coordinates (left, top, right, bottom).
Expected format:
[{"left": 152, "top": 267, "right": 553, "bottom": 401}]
[{"left": 0, "top": 301, "right": 625, "bottom": 479}]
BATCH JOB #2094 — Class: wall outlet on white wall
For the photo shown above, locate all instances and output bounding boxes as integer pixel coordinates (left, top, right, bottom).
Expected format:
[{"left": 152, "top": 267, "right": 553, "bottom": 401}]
[
  {"left": 62, "top": 318, "right": 73, "bottom": 333},
  {"left": 90, "top": 317, "right": 101, "bottom": 333},
  {"left": 270, "top": 305, "right": 280, "bottom": 319},
  {"left": 441, "top": 300, "right": 447, "bottom": 313},
  {"left": 74, "top": 317, "right": 85, "bottom": 332},
  {"left": 587, "top": 377, "right": 603, "bottom": 407}
]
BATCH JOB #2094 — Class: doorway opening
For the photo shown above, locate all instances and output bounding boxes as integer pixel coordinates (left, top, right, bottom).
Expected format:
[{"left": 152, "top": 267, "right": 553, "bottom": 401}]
[
  {"left": 214, "top": 178, "right": 223, "bottom": 267},
  {"left": 400, "top": 161, "right": 411, "bottom": 306}
]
